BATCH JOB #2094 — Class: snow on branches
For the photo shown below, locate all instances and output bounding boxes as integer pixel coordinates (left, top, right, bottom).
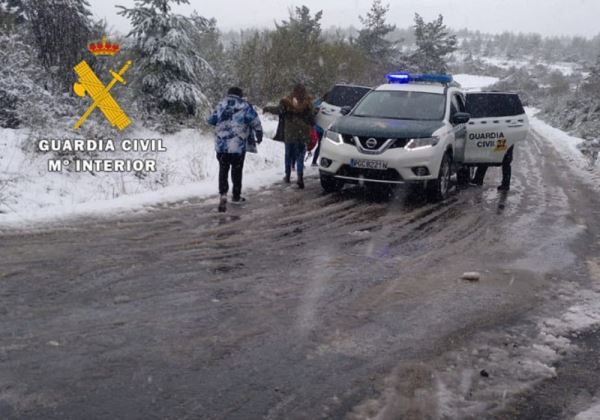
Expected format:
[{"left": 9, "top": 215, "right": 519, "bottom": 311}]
[{"left": 118, "top": 0, "right": 213, "bottom": 120}]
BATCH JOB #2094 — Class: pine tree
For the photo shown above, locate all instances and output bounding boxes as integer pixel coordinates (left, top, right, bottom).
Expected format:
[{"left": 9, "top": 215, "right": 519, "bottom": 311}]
[
  {"left": 16, "top": 0, "right": 95, "bottom": 87},
  {"left": 0, "top": 29, "right": 70, "bottom": 128},
  {"left": 356, "top": 0, "right": 396, "bottom": 64},
  {"left": 231, "top": 30, "right": 269, "bottom": 102},
  {"left": 0, "top": 0, "right": 26, "bottom": 30},
  {"left": 264, "top": 6, "right": 324, "bottom": 98},
  {"left": 117, "top": 0, "right": 213, "bottom": 117},
  {"left": 411, "top": 13, "right": 457, "bottom": 73}
]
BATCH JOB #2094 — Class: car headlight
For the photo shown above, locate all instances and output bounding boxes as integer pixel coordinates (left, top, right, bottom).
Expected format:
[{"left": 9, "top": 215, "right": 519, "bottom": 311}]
[
  {"left": 325, "top": 130, "right": 343, "bottom": 145},
  {"left": 405, "top": 136, "right": 439, "bottom": 150}
]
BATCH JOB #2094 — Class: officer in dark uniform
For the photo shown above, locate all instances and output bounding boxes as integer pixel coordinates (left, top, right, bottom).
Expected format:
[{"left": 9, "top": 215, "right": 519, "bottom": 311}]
[{"left": 472, "top": 145, "right": 513, "bottom": 191}]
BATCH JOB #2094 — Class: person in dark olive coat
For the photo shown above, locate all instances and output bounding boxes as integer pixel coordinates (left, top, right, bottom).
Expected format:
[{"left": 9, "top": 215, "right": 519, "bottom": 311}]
[{"left": 264, "top": 84, "right": 315, "bottom": 189}]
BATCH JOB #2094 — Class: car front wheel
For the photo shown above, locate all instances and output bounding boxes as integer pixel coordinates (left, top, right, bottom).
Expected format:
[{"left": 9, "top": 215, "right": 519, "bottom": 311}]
[
  {"left": 320, "top": 173, "right": 344, "bottom": 193},
  {"left": 427, "top": 152, "right": 452, "bottom": 201}
]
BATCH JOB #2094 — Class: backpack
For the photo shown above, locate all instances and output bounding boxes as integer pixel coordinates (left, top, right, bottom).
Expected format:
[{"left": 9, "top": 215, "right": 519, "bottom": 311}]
[{"left": 308, "top": 126, "right": 319, "bottom": 151}]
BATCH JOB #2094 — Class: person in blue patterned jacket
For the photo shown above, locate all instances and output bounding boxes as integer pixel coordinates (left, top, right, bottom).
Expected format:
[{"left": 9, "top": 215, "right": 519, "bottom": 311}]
[{"left": 208, "top": 87, "right": 263, "bottom": 213}]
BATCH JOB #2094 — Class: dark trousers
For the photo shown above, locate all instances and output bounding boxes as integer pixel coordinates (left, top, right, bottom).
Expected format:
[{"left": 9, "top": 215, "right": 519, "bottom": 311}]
[
  {"left": 473, "top": 146, "right": 513, "bottom": 187},
  {"left": 285, "top": 143, "right": 306, "bottom": 177},
  {"left": 312, "top": 138, "right": 322, "bottom": 165},
  {"left": 311, "top": 130, "right": 324, "bottom": 165},
  {"left": 217, "top": 152, "right": 245, "bottom": 198}
]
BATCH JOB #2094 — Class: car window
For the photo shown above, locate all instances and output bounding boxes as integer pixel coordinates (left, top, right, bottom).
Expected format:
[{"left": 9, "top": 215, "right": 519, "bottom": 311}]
[
  {"left": 323, "top": 86, "right": 371, "bottom": 107},
  {"left": 456, "top": 94, "right": 465, "bottom": 112},
  {"left": 450, "top": 96, "right": 459, "bottom": 115},
  {"left": 352, "top": 90, "right": 446, "bottom": 121},
  {"left": 450, "top": 94, "right": 465, "bottom": 116},
  {"left": 465, "top": 93, "right": 525, "bottom": 118}
]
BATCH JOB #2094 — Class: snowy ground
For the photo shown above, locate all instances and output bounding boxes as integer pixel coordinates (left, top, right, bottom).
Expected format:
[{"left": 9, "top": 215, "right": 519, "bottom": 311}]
[
  {"left": 453, "top": 73, "right": 498, "bottom": 91},
  {"left": 575, "top": 402, "right": 600, "bottom": 420},
  {"left": 0, "top": 115, "right": 288, "bottom": 227},
  {"left": 480, "top": 56, "right": 583, "bottom": 76},
  {"left": 527, "top": 107, "right": 600, "bottom": 193}
]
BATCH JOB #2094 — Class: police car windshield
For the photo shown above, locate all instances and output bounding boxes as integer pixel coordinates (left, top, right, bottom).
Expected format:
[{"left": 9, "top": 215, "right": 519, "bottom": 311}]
[{"left": 352, "top": 90, "right": 445, "bottom": 120}]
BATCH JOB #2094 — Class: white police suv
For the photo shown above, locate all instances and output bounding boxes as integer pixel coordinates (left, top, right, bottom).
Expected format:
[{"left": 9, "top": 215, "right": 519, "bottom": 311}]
[{"left": 318, "top": 72, "right": 528, "bottom": 200}]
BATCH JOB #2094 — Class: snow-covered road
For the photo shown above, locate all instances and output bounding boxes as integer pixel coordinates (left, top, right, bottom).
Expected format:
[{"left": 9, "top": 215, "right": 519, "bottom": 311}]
[{"left": 1, "top": 126, "right": 600, "bottom": 419}]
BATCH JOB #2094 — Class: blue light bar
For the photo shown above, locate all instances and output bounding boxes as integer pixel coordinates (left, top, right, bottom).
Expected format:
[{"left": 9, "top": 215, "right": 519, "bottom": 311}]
[
  {"left": 386, "top": 72, "right": 453, "bottom": 85},
  {"left": 416, "top": 73, "right": 453, "bottom": 84},
  {"left": 386, "top": 72, "right": 411, "bottom": 84}
]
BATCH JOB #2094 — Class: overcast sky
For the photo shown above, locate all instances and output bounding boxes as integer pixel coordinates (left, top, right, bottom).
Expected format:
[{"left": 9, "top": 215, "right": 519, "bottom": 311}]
[{"left": 90, "top": 0, "right": 600, "bottom": 38}]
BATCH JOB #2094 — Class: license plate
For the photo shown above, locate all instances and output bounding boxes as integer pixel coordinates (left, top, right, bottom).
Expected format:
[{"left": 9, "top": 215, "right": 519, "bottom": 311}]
[{"left": 350, "top": 159, "right": 388, "bottom": 170}]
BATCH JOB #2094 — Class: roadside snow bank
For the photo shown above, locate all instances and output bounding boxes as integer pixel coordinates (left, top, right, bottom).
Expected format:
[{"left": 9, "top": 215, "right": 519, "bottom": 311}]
[
  {"left": 479, "top": 57, "right": 582, "bottom": 76},
  {"left": 575, "top": 402, "right": 600, "bottom": 420},
  {"left": 0, "top": 116, "right": 285, "bottom": 228},
  {"left": 526, "top": 108, "right": 600, "bottom": 192},
  {"left": 453, "top": 74, "right": 499, "bottom": 91}
]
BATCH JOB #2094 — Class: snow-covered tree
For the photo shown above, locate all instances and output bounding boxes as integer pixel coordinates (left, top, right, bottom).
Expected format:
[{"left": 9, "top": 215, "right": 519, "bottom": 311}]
[
  {"left": 0, "top": 0, "right": 26, "bottom": 30},
  {"left": 195, "top": 16, "right": 232, "bottom": 104},
  {"left": 0, "top": 31, "right": 74, "bottom": 129},
  {"left": 583, "top": 55, "right": 600, "bottom": 96},
  {"left": 356, "top": 0, "right": 396, "bottom": 64},
  {"left": 20, "top": 0, "right": 95, "bottom": 87},
  {"left": 266, "top": 5, "right": 324, "bottom": 96},
  {"left": 283, "top": 5, "right": 323, "bottom": 43},
  {"left": 410, "top": 13, "right": 457, "bottom": 73},
  {"left": 0, "top": 0, "right": 96, "bottom": 128},
  {"left": 227, "top": 5, "right": 376, "bottom": 101},
  {"left": 117, "top": 0, "right": 213, "bottom": 118},
  {"left": 230, "top": 30, "right": 269, "bottom": 101}
]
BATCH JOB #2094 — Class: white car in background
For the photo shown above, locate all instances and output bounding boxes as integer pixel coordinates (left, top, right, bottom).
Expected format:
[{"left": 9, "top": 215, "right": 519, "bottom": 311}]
[{"left": 315, "top": 84, "right": 371, "bottom": 131}]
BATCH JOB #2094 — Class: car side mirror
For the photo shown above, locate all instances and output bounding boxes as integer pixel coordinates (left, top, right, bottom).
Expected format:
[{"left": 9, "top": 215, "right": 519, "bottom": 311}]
[
  {"left": 340, "top": 106, "right": 352, "bottom": 116},
  {"left": 451, "top": 112, "right": 470, "bottom": 125}
]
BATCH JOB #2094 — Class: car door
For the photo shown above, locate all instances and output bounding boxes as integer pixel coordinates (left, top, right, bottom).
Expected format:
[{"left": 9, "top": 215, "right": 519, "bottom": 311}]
[
  {"left": 463, "top": 92, "right": 529, "bottom": 164},
  {"left": 450, "top": 93, "right": 468, "bottom": 163}
]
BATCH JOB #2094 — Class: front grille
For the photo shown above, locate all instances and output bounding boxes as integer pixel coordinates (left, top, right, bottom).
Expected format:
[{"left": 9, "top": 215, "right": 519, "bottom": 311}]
[
  {"left": 357, "top": 136, "right": 388, "bottom": 149},
  {"left": 342, "top": 135, "right": 356, "bottom": 145},
  {"left": 389, "top": 138, "right": 409, "bottom": 149},
  {"left": 337, "top": 165, "right": 403, "bottom": 182},
  {"left": 342, "top": 135, "right": 408, "bottom": 149}
]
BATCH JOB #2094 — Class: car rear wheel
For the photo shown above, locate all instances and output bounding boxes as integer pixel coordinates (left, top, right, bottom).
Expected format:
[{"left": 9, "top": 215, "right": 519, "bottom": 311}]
[
  {"left": 320, "top": 173, "right": 344, "bottom": 193},
  {"left": 427, "top": 152, "right": 452, "bottom": 201}
]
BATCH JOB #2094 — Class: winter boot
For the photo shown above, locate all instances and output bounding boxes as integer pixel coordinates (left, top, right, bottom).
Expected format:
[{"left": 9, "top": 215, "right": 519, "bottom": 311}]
[
  {"left": 284, "top": 174, "right": 291, "bottom": 183},
  {"left": 497, "top": 184, "right": 510, "bottom": 192},
  {"left": 218, "top": 194, "right": 227, "bottom": 212},
  {"left": 297, "top": 175, "right": 304, "bottom": 189}
]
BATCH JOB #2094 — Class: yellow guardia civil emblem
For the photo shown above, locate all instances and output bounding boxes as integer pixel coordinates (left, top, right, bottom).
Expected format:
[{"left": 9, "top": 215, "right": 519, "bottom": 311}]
[
  {"left": 495, "top": 135, "right": 507, "bottom": 152},
  {"left": 73, "top": 36, "right": 132, "bottom": 131}
]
